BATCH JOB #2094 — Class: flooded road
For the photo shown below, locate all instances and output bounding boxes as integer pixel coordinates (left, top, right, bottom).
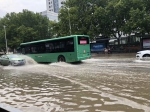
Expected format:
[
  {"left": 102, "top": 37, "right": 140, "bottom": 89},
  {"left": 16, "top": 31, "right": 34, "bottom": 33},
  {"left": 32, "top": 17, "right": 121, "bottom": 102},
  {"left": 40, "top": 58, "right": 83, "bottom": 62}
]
[{"left": 0, "top": 55, "right": 150, "bottom": 112}]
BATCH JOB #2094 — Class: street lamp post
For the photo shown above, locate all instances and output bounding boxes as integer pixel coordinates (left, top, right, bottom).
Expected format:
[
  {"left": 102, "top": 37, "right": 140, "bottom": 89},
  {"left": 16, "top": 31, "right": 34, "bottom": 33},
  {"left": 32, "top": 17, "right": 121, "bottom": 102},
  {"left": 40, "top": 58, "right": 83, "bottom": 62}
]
[
  {"left": 3, "top": 25, "right": 8, "bottom": 54},
  {"left": 67, "top": 8, "right": 72, "bottom": 35}
]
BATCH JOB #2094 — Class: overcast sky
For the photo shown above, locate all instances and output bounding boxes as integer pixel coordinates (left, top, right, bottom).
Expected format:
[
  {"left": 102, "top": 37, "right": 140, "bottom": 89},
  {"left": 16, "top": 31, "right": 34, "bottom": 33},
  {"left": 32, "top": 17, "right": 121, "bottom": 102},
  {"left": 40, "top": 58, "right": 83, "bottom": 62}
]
[{"left": 0, "top": 0, "right": 46, "bottom": 18}]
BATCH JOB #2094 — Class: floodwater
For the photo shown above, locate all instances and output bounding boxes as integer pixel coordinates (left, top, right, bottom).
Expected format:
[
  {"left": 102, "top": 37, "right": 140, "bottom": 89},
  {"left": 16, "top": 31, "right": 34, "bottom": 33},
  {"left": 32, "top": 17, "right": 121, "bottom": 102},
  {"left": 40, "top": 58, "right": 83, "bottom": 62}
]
[{"left": 0, "top": 54, "right": 150, "bottom": 112}]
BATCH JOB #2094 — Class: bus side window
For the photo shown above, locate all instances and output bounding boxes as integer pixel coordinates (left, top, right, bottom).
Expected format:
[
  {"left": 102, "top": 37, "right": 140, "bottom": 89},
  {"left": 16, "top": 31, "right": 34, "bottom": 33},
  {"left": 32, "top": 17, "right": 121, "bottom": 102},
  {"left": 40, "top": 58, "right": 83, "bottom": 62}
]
[
  {"left": 31, "top": 46, "right": 37, "bottom": 53},
  {"left": 54, "top": 42, "right": 59, "bottom": 52},
  {"left": 60, "top": 42, "right": 65, "bottom": 52},
  {"left": 66, "top": 40, "right": 74, "bottom": 52},
  {"left": 49, "top": 43, "right": 54, "bottom": 52},
  {"left": 22, "top": 48, "right": 25, "bottom": 54},
  {"left": 40, "top": 45, "right": 45, "bottom": 53},
  {"left": 25, "top": 47, "right": 31, "bottom": 54},
  {"left": 36, "top": 43, "right": 45, "bottom": 53},
  {"left": 45, "top": 43, "right": 50, "bottom": 52}
]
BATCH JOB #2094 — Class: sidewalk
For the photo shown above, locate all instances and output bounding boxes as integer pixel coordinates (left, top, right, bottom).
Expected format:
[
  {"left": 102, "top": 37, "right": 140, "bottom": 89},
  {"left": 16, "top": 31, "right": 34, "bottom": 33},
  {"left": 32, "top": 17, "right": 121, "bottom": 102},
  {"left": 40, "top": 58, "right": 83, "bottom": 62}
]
[{"left": 91, "top": 53, "right": 136, "bottom": 58}]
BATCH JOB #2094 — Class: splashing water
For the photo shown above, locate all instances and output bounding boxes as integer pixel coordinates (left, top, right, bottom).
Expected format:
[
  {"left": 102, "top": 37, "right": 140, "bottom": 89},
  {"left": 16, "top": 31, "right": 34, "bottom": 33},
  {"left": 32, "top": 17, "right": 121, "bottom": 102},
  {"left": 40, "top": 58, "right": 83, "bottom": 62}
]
[{"left": 19, "top": 55, "right": 37, "bottom": 65}]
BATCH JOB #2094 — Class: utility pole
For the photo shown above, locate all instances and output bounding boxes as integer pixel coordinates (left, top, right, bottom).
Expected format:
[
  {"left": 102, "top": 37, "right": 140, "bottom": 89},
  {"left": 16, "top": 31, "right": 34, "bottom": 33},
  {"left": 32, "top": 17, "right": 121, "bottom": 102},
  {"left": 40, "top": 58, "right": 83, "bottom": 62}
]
[
  {"left": 67, "top": 8, "right": 72, "bottom": 35},
  {"left": 3, "top": 25, "right": 8, "bottom": 54}
]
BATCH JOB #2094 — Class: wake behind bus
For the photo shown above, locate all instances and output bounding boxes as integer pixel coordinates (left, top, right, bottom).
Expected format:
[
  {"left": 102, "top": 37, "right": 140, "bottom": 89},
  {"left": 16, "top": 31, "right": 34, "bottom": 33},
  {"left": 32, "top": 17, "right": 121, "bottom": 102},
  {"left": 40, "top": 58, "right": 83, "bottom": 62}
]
[{"left": 20, "top": 35, "right": 91, "bottom": 63}]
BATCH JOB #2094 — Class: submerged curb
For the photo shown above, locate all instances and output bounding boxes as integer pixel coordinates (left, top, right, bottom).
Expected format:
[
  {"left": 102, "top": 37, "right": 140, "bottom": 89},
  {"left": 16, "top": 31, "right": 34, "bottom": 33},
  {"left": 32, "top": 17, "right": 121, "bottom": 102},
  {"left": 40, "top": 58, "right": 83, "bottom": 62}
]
[{"left": 0, "top": 103, "right": 22, "bottom": 112}]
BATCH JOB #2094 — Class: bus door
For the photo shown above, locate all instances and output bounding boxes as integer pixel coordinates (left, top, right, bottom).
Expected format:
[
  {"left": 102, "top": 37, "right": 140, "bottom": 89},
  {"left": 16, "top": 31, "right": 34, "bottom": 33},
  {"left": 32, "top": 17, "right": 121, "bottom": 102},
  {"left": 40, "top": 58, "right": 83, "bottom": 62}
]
[{"left": 33, "top": 44, "right": 46, "bottom": 62}]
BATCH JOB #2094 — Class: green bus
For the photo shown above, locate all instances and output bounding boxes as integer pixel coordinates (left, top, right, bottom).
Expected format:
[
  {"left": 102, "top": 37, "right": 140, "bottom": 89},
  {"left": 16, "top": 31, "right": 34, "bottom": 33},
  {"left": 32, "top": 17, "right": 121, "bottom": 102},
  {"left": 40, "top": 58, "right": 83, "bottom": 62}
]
[{"left": 20, "top": 35, "right": 91, "bottom": 63}]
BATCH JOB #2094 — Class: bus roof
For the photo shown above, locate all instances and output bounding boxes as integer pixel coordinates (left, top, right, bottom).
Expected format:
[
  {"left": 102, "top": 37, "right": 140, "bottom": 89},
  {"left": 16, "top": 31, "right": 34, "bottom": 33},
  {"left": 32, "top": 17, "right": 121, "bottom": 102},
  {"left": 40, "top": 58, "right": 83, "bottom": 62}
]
[{"left": 20, "top": 35, "right": 89, "bottom": 45}]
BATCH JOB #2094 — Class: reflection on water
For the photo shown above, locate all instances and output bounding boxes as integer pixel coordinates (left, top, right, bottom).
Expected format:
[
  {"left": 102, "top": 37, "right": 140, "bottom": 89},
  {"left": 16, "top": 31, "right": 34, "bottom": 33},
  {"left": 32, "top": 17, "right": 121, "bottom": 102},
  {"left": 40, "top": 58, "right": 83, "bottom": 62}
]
[{"left": 0, "top": 55, "right": 150, "bottom": 112}]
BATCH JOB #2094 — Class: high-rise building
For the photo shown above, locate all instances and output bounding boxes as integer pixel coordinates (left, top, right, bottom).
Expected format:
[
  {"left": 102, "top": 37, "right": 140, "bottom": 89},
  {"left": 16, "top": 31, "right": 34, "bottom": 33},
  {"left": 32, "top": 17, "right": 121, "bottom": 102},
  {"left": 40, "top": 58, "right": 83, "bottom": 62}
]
[
  {"left": 40, "top": 0, "right": 65, "bottom": 21},
  {"left": 46, "top": 0, "right": 65, "bottom": 13},
  {"left": 40, "top": 11, "right": 58, "bottom": 22}
]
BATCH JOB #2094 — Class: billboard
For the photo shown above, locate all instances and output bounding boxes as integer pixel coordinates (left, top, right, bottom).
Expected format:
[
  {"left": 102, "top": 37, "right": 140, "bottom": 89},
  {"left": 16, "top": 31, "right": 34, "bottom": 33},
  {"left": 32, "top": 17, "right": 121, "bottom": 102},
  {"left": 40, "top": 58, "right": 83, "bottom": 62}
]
[
  {"left": 90, "top": 43, "right": 105, "bottom": 52},
  {"left": 143, "top": 38, "right": 150, "bottom": 49}
]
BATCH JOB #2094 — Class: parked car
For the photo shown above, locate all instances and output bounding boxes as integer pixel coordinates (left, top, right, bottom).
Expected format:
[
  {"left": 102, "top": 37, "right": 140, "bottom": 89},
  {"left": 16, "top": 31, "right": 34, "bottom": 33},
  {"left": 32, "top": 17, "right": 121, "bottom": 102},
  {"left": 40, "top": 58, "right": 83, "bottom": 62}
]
[
  {"left": 136, "top": 50, "right": 150, "bottom": 59},
  {"left": 0, "top": 54, "right": 26, "bottom": 66}
]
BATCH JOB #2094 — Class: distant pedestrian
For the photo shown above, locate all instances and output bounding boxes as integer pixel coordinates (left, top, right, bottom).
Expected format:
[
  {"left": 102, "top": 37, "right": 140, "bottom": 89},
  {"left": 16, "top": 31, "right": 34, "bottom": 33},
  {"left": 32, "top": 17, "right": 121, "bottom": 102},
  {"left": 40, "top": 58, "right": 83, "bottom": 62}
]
[
  {"left": 108, "top": 46, "right": 111, "bottom": 54},
  {"left": 104, "top": 48, "right": 108, "bottom": 54}
]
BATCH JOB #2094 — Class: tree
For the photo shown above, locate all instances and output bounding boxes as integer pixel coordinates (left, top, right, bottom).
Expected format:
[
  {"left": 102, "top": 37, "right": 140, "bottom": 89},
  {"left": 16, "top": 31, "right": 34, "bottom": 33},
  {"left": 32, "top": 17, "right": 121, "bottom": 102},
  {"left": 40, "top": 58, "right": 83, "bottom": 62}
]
[
  {"left": 124, "top": 0, "right": 150, "bottom": 35},
  {"left": 0, "top": 10, "right": 50, "bottom": 51},
  {"left": 58, "top": 0, "right": 110, "bottom": 39}
]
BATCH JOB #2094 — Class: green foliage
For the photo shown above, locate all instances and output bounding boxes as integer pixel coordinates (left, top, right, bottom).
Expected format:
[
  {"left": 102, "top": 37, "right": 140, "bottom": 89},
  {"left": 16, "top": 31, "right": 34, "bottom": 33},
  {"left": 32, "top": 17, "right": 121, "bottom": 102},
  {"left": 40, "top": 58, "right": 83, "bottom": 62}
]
[
  {"left": 0, "top": 10, "right": 53, "bottom": 51},
  {"left": 58, "top": 0, "right": 150, "bottom": 41},
  {"left": 0, "top": 0, "right": 150, "bottom": 51},
  {"left": 58, "top": 0, "right": 111, "bottom": 39},
  {"left": 126, "top": 7, "right": 150, "bottom": 34}
]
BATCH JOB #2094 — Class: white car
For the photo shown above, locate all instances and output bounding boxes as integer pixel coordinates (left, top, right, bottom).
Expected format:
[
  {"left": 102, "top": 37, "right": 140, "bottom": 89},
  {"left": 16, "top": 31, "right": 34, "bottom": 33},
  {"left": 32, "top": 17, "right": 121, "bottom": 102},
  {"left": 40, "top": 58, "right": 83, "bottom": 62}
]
[{"left": 136, "top": 50, "right": 150, "bottom": 59}]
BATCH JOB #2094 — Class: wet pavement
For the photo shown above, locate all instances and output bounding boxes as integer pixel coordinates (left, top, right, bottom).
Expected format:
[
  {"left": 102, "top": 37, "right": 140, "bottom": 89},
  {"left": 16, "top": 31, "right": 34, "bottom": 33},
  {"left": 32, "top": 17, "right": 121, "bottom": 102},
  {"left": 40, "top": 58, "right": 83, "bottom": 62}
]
[{"left": 0, "top": 54, "right": 150, "bottom": 112}]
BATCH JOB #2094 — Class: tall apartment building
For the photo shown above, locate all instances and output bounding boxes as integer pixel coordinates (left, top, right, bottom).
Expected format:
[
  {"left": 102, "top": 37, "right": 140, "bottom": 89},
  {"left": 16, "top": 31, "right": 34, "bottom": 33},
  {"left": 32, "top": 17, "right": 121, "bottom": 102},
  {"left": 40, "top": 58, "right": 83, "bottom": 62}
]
[
  {"left": 40, "top": 0, "right": 65, "bottom": 21},
  {"left": 40, "top": 10, "right": 58, "bottom": 22},
  {"left": 46, "top": 0, "right": 65, "bottom": 13}
]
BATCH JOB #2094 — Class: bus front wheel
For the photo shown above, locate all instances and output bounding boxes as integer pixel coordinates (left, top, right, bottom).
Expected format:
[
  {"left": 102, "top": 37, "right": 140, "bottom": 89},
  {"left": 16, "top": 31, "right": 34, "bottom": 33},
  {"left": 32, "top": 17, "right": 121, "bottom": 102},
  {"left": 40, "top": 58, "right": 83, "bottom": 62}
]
[{"left": 58, "top": 55, "right": 66, "bottom": 62}]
